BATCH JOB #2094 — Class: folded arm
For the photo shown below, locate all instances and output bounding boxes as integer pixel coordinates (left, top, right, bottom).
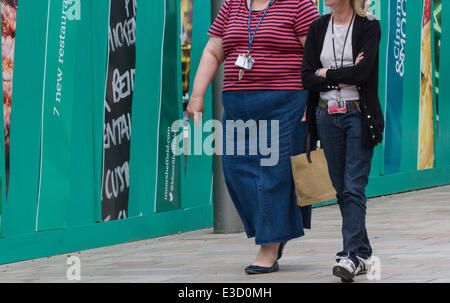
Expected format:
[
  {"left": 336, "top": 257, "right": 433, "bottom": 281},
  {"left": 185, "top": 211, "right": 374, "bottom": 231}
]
[
  {"left": 325, "top": 20, "right": 381, "bottom": 86},
  {"left": 301, "top": 24, "right": 340, "bottom": 92}
]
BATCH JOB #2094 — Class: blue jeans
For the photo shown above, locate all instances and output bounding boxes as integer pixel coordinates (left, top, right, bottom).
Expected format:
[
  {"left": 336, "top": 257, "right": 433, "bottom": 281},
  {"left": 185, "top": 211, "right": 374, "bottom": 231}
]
[{"left": 315, "top": 106, "right": 373, "bottom": 266}]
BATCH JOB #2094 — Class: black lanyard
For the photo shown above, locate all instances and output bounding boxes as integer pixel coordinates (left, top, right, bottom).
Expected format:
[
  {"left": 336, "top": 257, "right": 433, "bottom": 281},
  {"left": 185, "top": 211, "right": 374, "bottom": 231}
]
[
  {"left": 331, "top": 13, "right": 355, "bottom": 69},
  {"left": 248, "top": 0, "right": 274, "bottom": 54}
]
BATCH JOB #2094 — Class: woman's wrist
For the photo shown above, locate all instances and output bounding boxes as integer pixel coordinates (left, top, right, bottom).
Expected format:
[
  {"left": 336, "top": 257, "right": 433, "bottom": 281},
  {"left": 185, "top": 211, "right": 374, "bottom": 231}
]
[
  {"left": 315, "top": 68, "right": 328, "bottom": 79},
  {"left": 190, "top": 93, "right": 205, "bottom": 102}
]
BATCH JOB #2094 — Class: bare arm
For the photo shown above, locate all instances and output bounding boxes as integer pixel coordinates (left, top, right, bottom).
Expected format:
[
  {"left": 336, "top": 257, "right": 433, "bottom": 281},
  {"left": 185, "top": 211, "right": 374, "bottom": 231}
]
[{"left": 187, "top": 37, "right": 225, "bottom": 126}]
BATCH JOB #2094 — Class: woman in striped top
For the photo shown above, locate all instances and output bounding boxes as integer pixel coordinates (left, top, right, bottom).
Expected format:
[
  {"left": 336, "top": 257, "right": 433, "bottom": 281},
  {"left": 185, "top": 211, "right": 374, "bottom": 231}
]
[{"left": 187, "top": 0, "right": 320, "bottom": 274}]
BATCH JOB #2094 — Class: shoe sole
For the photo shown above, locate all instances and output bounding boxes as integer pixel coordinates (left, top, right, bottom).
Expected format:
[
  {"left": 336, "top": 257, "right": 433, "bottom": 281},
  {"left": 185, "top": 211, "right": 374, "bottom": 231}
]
[
  {"left": 333, "top": 266, "right": 355, "bottom": 282},
  {"left": 245, "top": 268, "right": 279, "bottom": 275},
  {"left": 356, "top": 270, "right": 367, "bottom": 276},
  {"left": 245, "top": 264, "right": 279, "bottom": 275}
]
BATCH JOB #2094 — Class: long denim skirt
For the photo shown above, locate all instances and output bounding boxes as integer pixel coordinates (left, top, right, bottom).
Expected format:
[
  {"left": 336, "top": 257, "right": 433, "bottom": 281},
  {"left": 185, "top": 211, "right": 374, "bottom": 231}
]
[{"left": 221, "top": 90, "right": 311, "bottom": 245}]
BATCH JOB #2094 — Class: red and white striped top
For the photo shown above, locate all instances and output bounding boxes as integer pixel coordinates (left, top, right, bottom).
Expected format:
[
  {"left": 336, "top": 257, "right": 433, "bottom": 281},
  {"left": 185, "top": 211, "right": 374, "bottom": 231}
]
[{"left": 208, "top": 0, "right": 320, "bottom": 91}]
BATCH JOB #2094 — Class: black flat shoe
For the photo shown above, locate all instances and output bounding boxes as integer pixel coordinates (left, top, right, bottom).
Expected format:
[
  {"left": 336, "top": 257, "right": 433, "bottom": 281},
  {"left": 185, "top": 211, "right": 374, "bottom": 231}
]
[
  {"left": 277, "top": 242, "right": 287, "bottom": 260},
  {"left": 245, "top": 262, "right": 279, "bottom": 275}
]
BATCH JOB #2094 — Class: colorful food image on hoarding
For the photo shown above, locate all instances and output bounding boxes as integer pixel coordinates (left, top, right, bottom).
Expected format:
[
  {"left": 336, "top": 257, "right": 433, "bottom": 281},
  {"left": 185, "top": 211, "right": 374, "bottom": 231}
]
[
  {"left": 418, "top": 0, "right": 435, "bottom": 170},
  {"left": 1, "top": 0, "right": 17, "bottom": 191}
]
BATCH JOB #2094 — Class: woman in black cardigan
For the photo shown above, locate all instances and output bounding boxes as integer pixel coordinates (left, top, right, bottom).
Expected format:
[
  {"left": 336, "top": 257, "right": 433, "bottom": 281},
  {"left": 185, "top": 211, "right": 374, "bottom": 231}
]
[{"left": 301, "top": 0, "right": 384, "bottom": 282}]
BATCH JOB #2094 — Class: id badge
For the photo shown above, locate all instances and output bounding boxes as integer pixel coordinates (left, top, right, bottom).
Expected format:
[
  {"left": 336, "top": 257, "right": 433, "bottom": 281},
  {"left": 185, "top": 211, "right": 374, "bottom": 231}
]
[
  {"left": 235, "top": 54, "right": 255, "bottom": 70},
  {"left": 328, "top": 100, "right": 347, "bottom": 115}
]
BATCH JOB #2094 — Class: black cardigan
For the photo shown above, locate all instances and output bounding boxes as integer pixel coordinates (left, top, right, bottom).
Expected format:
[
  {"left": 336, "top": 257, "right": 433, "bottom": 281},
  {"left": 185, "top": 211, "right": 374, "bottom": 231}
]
[{"left": 301, "top": 13, "right": 385, "bottom": 148}]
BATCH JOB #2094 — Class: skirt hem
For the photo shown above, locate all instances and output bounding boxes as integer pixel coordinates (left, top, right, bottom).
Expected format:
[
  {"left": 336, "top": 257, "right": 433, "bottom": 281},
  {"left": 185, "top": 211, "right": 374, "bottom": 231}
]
[{"left": 250, "top": 231, "right": 306, "bottom": 246}]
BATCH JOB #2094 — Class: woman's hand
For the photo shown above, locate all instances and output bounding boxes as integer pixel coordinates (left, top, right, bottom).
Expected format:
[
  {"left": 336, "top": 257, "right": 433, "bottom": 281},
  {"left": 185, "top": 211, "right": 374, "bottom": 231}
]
[
  {"left": 355, "top": 52, "right": 364, "bottom": 65},
  {"left": 187, "top": 95, "right": 205, "bottom": 128},
  {"left": 338, "top": 83, "right": 351, "bottom": 88},
  {"left": 301, "top": 107, "right": 307, "bottom": 122},
  {"left": 315, "top": 68, "right": 328, "bottom": 78},
  {"left": 314, "top": 52, "right": 363, "bottom": 81}
]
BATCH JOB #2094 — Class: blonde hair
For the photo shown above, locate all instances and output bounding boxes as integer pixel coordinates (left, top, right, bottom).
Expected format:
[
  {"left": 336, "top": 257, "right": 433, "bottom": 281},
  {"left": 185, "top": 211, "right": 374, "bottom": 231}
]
[{"left": 350, "top": 0, "right": 368, "bottom": 17}]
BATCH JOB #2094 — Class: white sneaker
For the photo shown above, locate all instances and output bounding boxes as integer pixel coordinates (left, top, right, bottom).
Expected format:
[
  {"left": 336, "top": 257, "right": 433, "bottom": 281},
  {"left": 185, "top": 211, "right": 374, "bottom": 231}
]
[
  {"left": 333, "top": 257, "right": 356, "bottom": 282},
  {"left": 355, "top": 256, "right": 369, "bottom": 276}
]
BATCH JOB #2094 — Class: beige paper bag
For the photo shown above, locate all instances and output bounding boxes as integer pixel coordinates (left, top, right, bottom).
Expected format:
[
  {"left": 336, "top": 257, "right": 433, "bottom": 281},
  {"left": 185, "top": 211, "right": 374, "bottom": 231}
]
[{"left": 291, "top": 149, "right": 336, "bottom": 207}]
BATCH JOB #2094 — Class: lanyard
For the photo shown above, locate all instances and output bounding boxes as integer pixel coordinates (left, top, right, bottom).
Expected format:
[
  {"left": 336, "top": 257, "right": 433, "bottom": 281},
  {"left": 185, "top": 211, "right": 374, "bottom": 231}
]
[
  {"left": 247, "top": 0, "right": 273, "bottom": 53},
  {"left": 331, "top": 13, "right": 355, "bottom": 69}
]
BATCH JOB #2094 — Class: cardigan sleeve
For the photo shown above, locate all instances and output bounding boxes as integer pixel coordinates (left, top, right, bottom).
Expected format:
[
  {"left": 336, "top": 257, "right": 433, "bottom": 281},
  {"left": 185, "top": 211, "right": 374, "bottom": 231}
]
[
  {"left": 301, "top": 20, "right": 340, "bottom": 92},
  {"left": 325, "top": 20, "right": 381, "bottom": 86}
]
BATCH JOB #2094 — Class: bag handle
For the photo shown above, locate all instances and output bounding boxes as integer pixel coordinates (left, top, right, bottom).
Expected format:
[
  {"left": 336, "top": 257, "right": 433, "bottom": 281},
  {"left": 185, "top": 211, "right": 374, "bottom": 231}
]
[
  {"left": 305, "top": 132, "right": 322, "bottom": 164},
  {"left": 305, "top": 132, "right": 312, "bottom": 164}
]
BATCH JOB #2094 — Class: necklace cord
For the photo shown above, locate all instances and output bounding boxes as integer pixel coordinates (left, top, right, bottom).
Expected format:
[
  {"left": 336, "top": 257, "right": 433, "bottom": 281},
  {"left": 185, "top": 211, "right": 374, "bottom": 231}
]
[
  {"left": 331, "top": 12, "right": 355, "bottom": 93},
  {"left": 248, "top": 0, "right": 274, "bottom": 53},
  {"left": 331, "top": 13, "right": 355, "bottom": 70}
]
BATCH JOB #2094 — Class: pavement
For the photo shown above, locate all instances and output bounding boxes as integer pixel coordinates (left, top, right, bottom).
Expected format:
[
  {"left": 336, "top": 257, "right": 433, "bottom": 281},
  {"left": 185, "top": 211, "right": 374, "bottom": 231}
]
[{"left": 0, "top": 185, "right": 449, "bottom": 283}]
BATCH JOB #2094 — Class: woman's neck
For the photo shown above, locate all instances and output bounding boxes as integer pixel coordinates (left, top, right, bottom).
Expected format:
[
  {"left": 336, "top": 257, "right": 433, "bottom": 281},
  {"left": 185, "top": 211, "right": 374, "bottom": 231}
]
[
  {"left": 248, "top": 0, "right": 271, "bottom": 11},
  {"left": 332, "top": 2, "right": 354, "bottom": 25}
]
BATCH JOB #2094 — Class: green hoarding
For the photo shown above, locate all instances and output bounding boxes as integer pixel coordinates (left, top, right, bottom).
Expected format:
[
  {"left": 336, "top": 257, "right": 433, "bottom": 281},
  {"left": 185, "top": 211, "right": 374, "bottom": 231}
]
[
  {"left": 154, "top": 0, "right": 182, "bottom": 213},
  {"left": 37, "top": 0, "right": 81, "bottom": 231},
  {"left": 0, "top": 0, "right": 213, "bottom": 263}
]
